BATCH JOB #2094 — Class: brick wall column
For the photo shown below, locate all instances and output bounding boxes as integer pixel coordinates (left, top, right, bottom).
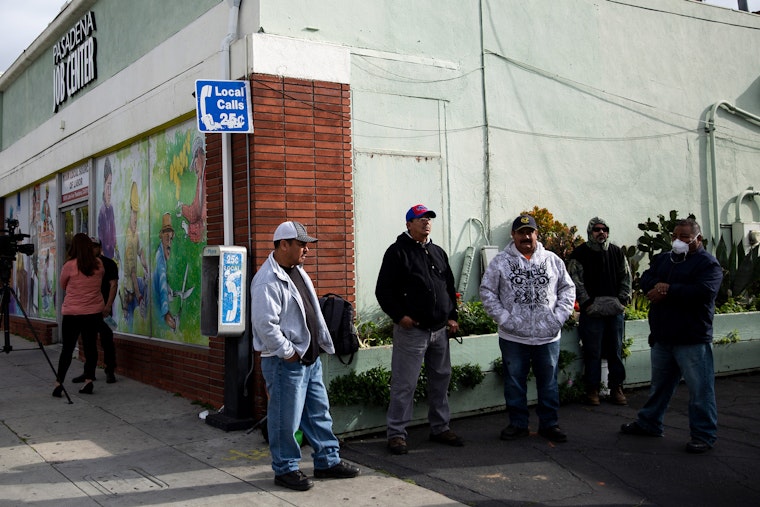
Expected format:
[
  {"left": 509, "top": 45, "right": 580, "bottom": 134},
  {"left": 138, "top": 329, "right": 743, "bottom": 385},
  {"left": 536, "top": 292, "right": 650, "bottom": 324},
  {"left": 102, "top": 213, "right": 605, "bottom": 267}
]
[{"left": 207, "top": 74, "right": 354, "bottom": 420}]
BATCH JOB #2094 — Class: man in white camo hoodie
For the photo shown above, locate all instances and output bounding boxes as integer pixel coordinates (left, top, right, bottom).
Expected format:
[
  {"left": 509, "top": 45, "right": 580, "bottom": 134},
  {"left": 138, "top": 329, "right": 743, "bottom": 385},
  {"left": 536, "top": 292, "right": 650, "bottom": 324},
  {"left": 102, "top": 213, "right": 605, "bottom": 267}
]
[{"left": 480, "top": 214, "right": 576, "bottom": 443}]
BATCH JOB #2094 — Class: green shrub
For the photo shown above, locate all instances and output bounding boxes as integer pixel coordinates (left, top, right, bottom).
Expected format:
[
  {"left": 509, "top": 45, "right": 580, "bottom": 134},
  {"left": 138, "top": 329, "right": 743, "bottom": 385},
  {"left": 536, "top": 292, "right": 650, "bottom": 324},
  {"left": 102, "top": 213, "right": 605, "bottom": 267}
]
[
  {"left": 522, "top": 206, "right": 584, "bottom": 262},
  {"left": 328, "top": 366, "right": 391, "bottom": 406},
  {"left": 457, "top": 300, "right": 498, "bottom": 336},
  {"left": 357, "top": 319, "right": 393, "bottom": 347},
  {"left": 714, "top": 329, "right": 740, "bottom": 345},
  {"left": 327, "top": 363, "right": 485, "bottom": 407},
  {"left": 625, "top": 290, "right": 650, "bottom": 320}
]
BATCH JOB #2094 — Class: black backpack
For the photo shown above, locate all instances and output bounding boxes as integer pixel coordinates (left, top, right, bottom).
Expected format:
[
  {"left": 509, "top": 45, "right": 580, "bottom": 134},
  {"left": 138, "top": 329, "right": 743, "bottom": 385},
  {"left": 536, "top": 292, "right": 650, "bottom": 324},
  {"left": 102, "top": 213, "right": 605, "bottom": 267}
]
[{"left": 319, "top": 293, "right": 360, "bottom": 365}]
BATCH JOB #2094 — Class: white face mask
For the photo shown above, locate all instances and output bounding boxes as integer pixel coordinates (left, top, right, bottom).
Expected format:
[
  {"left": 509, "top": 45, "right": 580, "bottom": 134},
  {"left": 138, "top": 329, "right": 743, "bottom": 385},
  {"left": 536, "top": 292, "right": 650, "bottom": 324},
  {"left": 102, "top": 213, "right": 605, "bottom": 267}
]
[{"left": 672, "top": 237, "right": 695, "bottom": 255}]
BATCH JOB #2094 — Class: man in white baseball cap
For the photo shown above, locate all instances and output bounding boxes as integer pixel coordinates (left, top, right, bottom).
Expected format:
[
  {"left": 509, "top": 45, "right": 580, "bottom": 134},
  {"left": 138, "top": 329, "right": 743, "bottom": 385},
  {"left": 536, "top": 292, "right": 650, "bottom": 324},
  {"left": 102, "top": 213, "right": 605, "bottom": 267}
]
[{"left": 251, "top": 221, "right": 359, "bottom": 491}]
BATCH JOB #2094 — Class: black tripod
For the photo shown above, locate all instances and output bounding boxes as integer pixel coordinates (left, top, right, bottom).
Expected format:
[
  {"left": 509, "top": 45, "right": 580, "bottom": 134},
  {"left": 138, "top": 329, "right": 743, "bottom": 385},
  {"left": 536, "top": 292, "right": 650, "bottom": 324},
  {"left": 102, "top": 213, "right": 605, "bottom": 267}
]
[{"left": 1, "top": 258, "right": 73, "bottom": 403}]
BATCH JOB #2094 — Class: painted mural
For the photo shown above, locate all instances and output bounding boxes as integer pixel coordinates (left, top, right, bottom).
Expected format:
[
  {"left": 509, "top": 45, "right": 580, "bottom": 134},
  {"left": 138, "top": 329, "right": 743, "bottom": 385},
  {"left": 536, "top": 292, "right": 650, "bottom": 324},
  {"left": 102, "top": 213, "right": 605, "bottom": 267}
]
[
  {"left": 3, "top": 121, "right": 205, "bottom": 345},
  {"left": 93, "top": 121, "right": 206, "bottom": 344},
  {"left": 148, "top": 124, "right": 206, "bottom": 343},
  {"left": 4, "top": 180, "right": 58, "bottom": 320}
]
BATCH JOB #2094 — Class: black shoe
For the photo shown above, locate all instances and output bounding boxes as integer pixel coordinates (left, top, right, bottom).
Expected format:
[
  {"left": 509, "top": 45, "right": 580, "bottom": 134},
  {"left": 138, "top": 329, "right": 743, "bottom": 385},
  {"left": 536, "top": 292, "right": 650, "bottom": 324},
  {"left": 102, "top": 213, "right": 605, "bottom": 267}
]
[
  {"left": 539, "top": 426, "right": 567, "bottom": 443},
  {"left": 274, "top": 470, "right": 313, "bottom": 491},
  {"left": 79, "top": 382, "right": 94, "bottom": 394},
  {"left": 52, "top": 385, "right": 63, "bottom": 398},
  {"left": 620, "top": 421, "right": 661, "bottom": 437},
  {"left": 686, "top": 439, "right": 712, "bottom": 454},
  {"left": 500, "top": 425, "right": 529, "bottom": 440},
  {"left": 72, "top": 374, "right": 89, "bottom": 384},
  {"left": 429, "top": 429, "right": 464, "bottom": 447},
  {"left": 106, "top": 373, "right": 117, "bottom": 384},
  {"left": 388, "top": 437, "right": 408, "bottom": 455},
  {"left": 314, "top": 461, "right": 360, "bottom": 479}
]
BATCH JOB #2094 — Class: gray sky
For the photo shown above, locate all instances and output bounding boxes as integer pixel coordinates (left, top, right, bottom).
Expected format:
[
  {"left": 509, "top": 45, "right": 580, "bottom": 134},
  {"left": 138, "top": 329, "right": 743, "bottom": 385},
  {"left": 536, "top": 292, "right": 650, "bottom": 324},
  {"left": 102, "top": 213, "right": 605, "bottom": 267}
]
[
  {"left": 0, "top": 0, "right": 68, "bottom": 73},
  {"left": 1, "top": 0, "right": 759, "bottom": 74}
]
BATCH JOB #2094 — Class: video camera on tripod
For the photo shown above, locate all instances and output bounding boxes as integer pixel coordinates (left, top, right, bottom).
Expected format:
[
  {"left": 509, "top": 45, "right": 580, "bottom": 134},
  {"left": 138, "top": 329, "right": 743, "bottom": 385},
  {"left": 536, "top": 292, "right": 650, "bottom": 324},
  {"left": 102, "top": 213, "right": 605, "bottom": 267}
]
[
  {"left": 0, "top": 218, "right": 68, "bottom": 400},
  {"left": 0, "top": 218, "right": 35, "bottom": 264}
]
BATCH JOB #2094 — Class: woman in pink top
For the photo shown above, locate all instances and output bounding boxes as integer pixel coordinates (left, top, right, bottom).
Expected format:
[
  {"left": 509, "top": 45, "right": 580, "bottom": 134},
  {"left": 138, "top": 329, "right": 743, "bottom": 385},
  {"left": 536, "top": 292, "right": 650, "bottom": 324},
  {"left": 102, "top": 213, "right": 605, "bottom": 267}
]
[{"left": 53, "top": 233, "right": 104, "bottom": 397}]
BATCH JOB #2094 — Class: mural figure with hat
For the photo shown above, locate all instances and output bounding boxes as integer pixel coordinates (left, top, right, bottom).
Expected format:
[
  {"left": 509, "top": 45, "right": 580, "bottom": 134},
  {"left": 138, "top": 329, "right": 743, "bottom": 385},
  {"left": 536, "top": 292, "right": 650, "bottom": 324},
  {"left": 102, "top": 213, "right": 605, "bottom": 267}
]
[
  {"left": 177, "top": 136, "right": 207, "bottom": 243},
  {"left": 97, "top": 158, "right": 118, "bottom": 259},
  {"left": 480, "top": 214, "right": 576, "bottom": 444},
  {"left": 154, "top": 213, "right": 177, "bottom": 329},
  {"left": 121, "top": 181, "right": 149, "bottom": 330},
  {"left": 41, "top": 183, "right": 53, "bottom": 233},
  {"left": 376, "top": 204, "right": 463, "bottom": 455}
]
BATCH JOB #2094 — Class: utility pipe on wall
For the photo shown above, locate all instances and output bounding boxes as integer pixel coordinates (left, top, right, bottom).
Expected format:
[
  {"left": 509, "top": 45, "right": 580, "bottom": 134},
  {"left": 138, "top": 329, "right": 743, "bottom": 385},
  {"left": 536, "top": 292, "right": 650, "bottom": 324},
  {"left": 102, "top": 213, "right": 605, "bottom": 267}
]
[
  {"left": 735, "top": 187, "right": 760, "bottom": 223},
  {"left": 221, "top": 0, "right": 242, "bottom": 245},
  {"left": 704, "top": 100, "right": 760, "bottom": 243}
]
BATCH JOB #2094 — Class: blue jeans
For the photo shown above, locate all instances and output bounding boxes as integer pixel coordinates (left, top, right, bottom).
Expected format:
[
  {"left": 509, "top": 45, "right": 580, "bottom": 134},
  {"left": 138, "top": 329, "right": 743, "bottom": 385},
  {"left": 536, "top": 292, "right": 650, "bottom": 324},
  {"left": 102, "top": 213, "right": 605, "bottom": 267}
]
[
  {"left": 579, "top": 313, "right": 626, "bottom": 389},
  {"left": 260, "top": 356, "right": 341, "bottom": 475},
  {"left": 499, "top": 339, "right": 560, "bottom": 430},
  {"left": 387, "top": 324, "right": 451, "bottom": 439},
  {"left": 636, "top": 342, "right": 717, "bottom": 445}
]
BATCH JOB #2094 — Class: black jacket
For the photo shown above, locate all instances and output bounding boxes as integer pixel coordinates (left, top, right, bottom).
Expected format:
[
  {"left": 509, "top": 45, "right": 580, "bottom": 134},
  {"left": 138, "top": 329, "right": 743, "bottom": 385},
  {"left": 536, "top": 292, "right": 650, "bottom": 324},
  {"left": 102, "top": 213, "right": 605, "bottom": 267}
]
[
  {"left": 375, "top": 232, "right": 458, "bottom": 330},
  {"left": 640, "top": 247, "right": 723, "bottom": 345}
]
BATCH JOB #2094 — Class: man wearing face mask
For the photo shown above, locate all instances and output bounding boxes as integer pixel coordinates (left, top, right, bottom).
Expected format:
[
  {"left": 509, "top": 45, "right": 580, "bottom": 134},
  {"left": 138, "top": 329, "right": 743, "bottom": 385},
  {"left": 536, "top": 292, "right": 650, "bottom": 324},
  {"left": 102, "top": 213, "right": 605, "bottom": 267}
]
[
  {"left": 568, "top": 218, "right": 632, "bottom": 406},
  {"left": 620, "top": 218, "right": 723, "bottom": 454}
]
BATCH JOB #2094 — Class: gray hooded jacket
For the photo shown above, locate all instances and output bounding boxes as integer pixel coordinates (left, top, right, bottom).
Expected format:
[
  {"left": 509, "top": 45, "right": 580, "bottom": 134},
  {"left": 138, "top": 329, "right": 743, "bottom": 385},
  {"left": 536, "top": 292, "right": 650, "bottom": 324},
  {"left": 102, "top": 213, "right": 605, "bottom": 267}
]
[{"left": 480, "top": 241, "right": 576, "bottom": 345}]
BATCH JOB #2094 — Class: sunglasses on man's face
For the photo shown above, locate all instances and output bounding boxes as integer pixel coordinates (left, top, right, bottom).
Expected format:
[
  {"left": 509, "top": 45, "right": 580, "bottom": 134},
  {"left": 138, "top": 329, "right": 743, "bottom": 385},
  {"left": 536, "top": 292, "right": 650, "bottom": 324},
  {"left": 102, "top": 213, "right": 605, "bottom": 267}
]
[{"left": 592, "top": 227, "right": 609, "bottom": 233}]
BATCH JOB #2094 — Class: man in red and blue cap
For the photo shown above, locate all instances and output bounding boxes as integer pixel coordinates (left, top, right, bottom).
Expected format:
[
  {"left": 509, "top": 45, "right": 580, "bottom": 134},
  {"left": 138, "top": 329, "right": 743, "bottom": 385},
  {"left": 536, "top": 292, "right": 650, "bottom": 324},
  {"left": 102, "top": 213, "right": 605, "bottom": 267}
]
[{"left": 376, "top": 204, "right": 463, "bottom": 455}]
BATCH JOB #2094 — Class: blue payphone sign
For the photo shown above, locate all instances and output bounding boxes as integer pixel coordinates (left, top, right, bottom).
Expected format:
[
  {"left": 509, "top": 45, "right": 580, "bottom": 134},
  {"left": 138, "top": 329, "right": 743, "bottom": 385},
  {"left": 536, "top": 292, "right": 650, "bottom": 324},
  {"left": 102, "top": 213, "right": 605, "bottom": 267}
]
[
  {"left": 195, "top": 79, "right": 254, "bottom": 133},
  {"left": 220, "top": 250, "right": 245, "bottom": 327}
]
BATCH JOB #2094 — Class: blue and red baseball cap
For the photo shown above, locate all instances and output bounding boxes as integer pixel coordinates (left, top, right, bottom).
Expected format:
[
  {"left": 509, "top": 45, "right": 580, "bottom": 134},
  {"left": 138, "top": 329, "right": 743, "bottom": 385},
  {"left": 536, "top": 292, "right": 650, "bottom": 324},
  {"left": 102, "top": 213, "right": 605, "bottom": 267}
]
[{"left": 406, "top": 204, "right": 437, "bottom": 222}]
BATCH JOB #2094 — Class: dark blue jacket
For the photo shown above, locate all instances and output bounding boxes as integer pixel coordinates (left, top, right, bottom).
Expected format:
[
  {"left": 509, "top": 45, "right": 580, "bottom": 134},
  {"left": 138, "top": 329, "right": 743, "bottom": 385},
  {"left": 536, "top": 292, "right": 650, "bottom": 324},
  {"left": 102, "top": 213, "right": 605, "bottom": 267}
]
[
  {"left": 640, "top": 247, "right": 723, "bottom": 345},
  {"left": 375, "top": 232, "right": 458, "bottom": 330}
]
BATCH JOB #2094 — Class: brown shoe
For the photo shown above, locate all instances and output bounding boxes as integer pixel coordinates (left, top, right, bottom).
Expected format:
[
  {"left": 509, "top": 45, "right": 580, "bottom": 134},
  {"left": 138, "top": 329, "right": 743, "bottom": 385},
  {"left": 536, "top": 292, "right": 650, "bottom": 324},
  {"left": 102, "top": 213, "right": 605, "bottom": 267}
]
[
  {"left": 585, "top": 389, "right": 600, "bottom": 406},
  {"left": 611, "top": 385, "right": 627, "bottom": 405},
  {"left": 429, "top": 429, "right": 464, "bottom": 447},
  {"left": 387, "top": 436, "right": 408, "bottom": 455}
]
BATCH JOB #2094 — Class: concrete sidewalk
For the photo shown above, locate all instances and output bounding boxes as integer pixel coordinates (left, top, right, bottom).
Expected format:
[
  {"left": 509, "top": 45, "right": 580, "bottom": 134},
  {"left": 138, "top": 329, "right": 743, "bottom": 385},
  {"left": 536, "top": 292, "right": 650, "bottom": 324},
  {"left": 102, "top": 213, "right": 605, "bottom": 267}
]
[
  {"left": 0, "top": 333, "right": 461, "bottom": 507},
  {"left": 340, "top": 369, "right": 760, "bottom": 506}
]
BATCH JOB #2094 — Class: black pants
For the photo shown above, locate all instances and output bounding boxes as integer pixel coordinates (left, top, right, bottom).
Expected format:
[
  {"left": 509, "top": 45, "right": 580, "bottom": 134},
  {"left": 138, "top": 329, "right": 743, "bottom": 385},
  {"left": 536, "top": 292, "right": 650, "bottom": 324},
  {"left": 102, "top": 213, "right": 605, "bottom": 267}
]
[
  {"left": 98, "top": 318, "right": 116, "bottom": 374},
  {"left": 57, "top": 313, "right": 102, "bottom": 382}
]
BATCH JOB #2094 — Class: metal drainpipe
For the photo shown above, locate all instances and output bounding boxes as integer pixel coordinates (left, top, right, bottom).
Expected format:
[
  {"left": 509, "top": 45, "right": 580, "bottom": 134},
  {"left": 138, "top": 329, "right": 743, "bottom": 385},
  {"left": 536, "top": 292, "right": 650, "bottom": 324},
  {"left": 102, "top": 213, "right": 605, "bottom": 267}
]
[
  {"left": 478, "top": 0, "right": 491, "bottom": 233},
  {"left": 704, "top": 100, "right": 760, "bottom": 243},
  {"left": 221, "top": 0, "right": 242, "bottom": 245},
  {"left": 735, "top": 187, "right": 760, "bottom": 223}
]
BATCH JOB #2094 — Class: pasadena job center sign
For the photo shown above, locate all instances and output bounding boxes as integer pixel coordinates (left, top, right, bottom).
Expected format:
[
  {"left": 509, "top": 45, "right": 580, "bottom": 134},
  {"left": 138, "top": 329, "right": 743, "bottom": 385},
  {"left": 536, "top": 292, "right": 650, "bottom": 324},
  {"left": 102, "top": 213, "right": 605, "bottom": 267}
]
[
  {"left": 53, "top": 11, "right": 97, "bottom": 112},
  {"left": 195, "top": 80, "right": 254, "bottom": 134}
]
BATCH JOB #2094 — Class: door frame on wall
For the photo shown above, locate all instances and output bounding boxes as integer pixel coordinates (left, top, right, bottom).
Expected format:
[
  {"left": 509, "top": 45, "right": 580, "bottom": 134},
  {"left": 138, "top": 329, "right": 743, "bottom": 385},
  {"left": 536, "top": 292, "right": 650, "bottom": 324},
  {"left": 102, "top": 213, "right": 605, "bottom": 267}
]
[{"left": 57, "top": 201, "right": 89, "bottom": 325}]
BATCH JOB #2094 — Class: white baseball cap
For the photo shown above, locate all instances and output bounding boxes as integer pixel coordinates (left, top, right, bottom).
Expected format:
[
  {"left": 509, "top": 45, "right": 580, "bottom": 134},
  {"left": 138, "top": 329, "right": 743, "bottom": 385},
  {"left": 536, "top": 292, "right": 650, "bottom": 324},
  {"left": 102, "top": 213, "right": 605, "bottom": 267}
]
[{"left": 273, "top": 221, "right": 318, "bottom": 243}]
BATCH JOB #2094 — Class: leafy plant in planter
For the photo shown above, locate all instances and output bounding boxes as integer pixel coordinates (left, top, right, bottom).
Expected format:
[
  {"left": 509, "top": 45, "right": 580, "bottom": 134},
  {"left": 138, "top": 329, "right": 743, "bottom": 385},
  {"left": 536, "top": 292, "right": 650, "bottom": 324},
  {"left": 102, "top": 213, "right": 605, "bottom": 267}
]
[
  {"left": 636, "top": 210, "right": 700, "bottom": 261},
  {"left": 456, "top": 299, "right": 498, "bottom": 336},
  {"left": 327, "top": 363, "right": 485, "bottom": 407},
  {"left": 717, "top": 297, "right": 758, "bottom": 313},
  {"left": 625, "top": 290, "right": 650, "bottom": 320},
  {"left": 714, "top": 329, "right": 740, "bottom": 345},
  {"left": 521, "top": 206, "right": 584, "bottom": 262},
  {"left": 359, "top": 299, "right": 500, "bottom": 347},
  {"left": 356, "top": 319, "right": 393, "bottom": 347},
  {"left": 713, "top": 236, "right": 760, "bottom": 307}
]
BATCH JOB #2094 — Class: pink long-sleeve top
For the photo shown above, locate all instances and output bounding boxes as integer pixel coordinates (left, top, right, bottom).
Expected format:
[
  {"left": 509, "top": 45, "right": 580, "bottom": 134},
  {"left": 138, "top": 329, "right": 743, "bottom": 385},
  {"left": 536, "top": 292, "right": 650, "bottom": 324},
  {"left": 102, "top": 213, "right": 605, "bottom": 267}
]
[{"left": 60, "top": 258, "right": 105, "bottom": 316}]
